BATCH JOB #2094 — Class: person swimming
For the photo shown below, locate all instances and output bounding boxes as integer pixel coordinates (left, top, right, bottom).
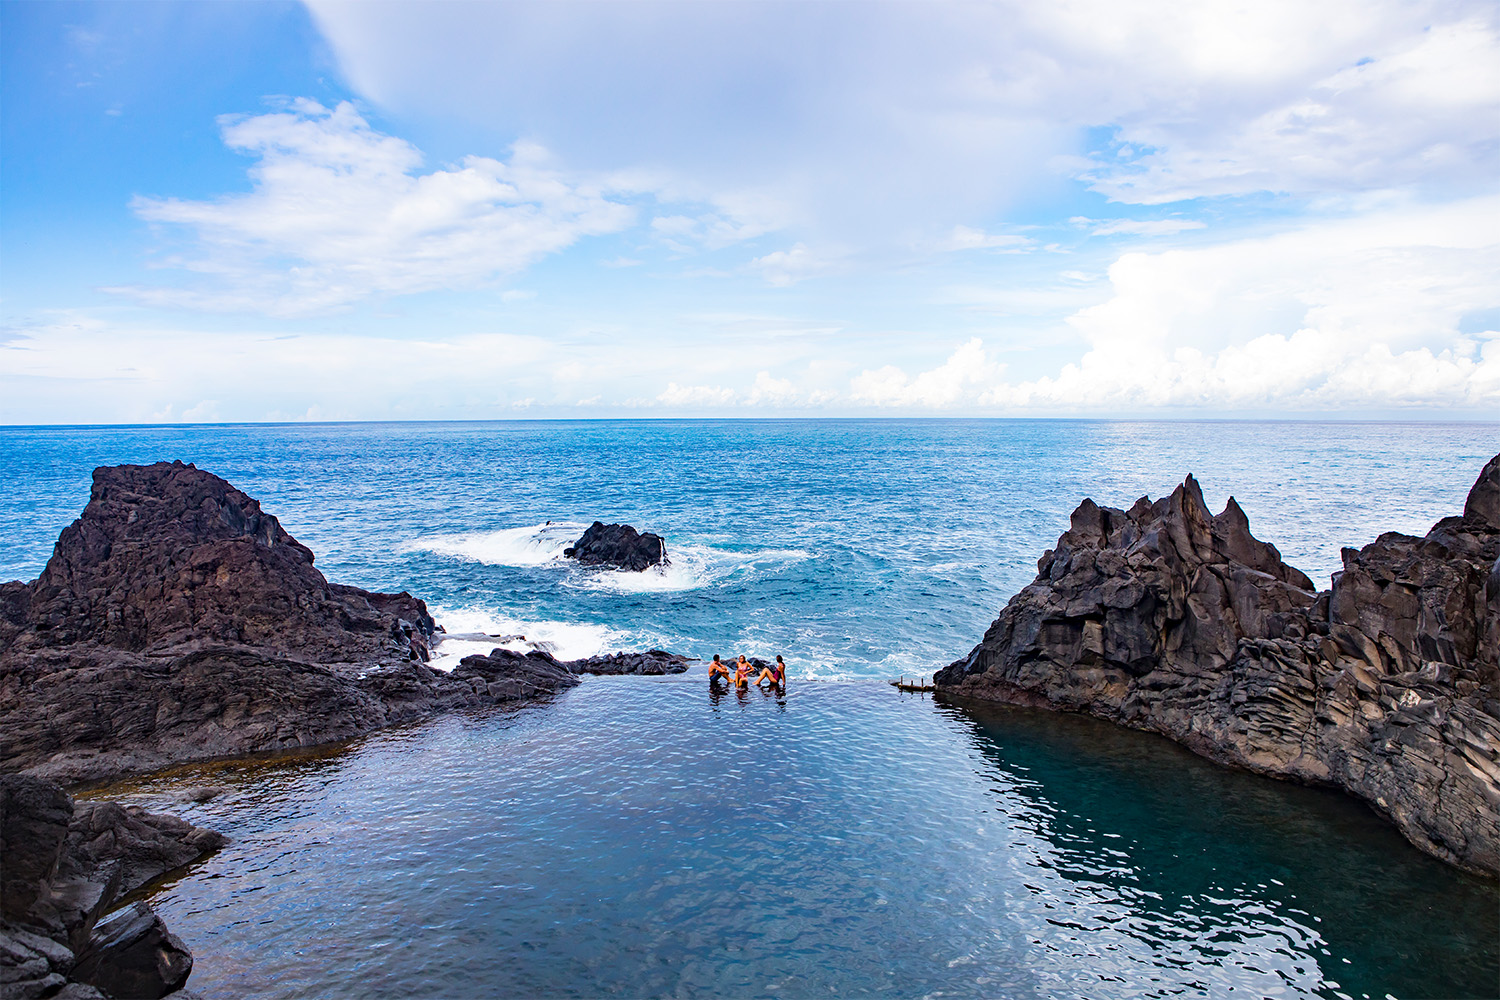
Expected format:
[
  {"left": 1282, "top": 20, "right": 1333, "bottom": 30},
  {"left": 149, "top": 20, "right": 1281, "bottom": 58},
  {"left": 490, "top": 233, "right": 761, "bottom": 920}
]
[
  {"left": 708, "top": 654, "right": 732, "bottom": 684},
  {"left": 756, "top": 655, "right": 786, "bottom": 687}
]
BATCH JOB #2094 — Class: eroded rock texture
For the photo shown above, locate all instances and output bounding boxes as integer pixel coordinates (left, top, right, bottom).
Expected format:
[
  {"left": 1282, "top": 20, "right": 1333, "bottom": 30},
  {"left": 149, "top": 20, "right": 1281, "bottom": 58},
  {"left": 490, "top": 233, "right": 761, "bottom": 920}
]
[
  {"left": 563, "top": 521, "right": 669, "bottom": 572},
  {"left": 1, "top": 774, "right": 220, "bottom": 998},
  {"left": 935, "top": 456, "right": 1500, "bottom": 876},
  {"left": 0, "top": 462, "right": 578, "bottom": 786}
]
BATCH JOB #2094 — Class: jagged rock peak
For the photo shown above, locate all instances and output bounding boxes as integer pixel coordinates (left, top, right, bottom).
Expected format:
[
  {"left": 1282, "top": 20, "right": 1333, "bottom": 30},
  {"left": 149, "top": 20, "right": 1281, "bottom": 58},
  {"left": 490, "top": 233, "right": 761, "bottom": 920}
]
[
  {"left": 1463, "top": 452, "right": 1500, "bottom": 528},
  {"left": 937, "top": 457, "right": 1500, "bottom": 876},
  {"left": 6, "top": 461, "right": 435, "bottom": 660}
]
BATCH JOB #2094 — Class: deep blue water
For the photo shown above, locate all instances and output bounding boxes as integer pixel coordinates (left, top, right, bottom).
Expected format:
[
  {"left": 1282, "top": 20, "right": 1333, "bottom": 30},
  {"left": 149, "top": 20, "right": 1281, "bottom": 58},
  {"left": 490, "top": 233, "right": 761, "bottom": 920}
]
[
  {"left": 3, "top": 419, "right": 1498, "bottom": 678},
  {"left": 4, "top": 419, "right": 1499, "bottom": 999}
]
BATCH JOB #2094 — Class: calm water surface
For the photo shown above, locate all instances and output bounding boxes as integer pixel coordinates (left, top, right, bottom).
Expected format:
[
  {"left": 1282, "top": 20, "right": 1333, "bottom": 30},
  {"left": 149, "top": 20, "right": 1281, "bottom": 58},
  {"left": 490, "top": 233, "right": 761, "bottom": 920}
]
[{"left": 94, "top": 677, "right": 1497, "bottom": 1000}]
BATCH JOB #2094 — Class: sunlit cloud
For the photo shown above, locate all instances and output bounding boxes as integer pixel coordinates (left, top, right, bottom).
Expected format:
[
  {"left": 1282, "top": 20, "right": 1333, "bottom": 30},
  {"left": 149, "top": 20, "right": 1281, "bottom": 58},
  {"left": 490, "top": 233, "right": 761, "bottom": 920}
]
[{"left": 110, "top": 100, "right": 637, "bottom": 315}]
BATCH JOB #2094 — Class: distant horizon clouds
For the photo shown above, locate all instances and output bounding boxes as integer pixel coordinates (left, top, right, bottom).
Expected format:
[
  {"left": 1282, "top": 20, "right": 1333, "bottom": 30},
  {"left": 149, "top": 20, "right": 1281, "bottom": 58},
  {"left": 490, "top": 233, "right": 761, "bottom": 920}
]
[{"left": 1, "top": 0, "right": 1496, "bottom": 422}]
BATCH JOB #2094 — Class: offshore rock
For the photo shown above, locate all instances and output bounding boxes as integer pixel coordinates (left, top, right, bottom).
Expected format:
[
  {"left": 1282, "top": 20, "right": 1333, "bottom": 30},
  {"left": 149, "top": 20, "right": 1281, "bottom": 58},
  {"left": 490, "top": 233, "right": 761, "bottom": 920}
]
[
  {"left": 935, "top": 456, "right": 1500, "bottom": 876},
  {"left": 0, "top": 463, "right": 578, "bottom": 786},
  {"left": 563, "top": 521, "right": 669, "bottom": 571},
  {"left": 0, "top": 774, "right": 221, "bottom": 998}
]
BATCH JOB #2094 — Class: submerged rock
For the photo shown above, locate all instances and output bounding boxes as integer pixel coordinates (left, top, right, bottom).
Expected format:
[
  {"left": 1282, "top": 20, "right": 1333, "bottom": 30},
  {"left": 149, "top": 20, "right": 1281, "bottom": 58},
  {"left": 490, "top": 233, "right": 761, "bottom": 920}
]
[
  {"left": 0, "top": 773, "right": 220, "bottom": 998},
  {"left": 563, "top": 521, "right": 669, "bottom": 572},
  {"left": 935, "top": 455, "right": 1500, "bottom": 877},
  {"left": 0, "top": 463, "right": 579, "bottom": 786}
]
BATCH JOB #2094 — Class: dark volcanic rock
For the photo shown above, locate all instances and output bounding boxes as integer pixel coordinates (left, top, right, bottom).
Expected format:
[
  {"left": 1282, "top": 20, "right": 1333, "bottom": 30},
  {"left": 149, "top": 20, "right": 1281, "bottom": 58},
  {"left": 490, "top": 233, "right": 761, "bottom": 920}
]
[
  {"left": 451, "top": 648, "right": 582, "bottom": 699},
  {"left": 0, "top": 462, "right": 578, "bottom": 786},
  {"left": 563, "top": 521, "right": 668, "bottom": 571},
  {"left": 69, "top": 903, "right": 192, "bottom": 1000},
  {"left": 0, "top": 774, "right": 220, "bottom": 998},
  {"left": 567, "top": 650, "right": 693, "bottom": 675},
  {"left": 935, "top": 456, "right": 1500, "bottom": 877}
]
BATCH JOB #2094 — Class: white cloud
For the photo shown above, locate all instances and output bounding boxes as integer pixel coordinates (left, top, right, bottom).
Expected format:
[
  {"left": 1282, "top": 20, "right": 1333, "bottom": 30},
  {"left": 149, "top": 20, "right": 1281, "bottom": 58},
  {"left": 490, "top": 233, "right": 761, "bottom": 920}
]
[
  {"left": 1071, "top": 12, "right": 1500, "bottom": 203},
  {"left": 656, "top": 382, "right": 735, "bottom": 406},
  {"left": 985, "top": 197, "right": 1500, "bottom": 409},
  {"left": 1073, "top": 217, "right": 1207, "bottom": 237},
  {"left": 113, "top": 99, "right": 636, "bottom": 315},
  {"left": 934, "top": 226, "right": 1033, "bottom": 252},
  {"left": 749, "top": 243, "right": 838, "bottom": 287},
  {"left": 851, "top": 338, "right": 1003, "bottom": 407},
  {"left": 307, "top": 0, "right": 1500, "bottom": 237}
]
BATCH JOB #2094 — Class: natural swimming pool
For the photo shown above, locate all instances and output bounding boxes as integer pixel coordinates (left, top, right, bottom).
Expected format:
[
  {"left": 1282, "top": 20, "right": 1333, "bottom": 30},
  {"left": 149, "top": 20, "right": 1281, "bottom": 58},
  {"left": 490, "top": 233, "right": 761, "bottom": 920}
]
[{"left": 92, "top": 674, "right": 1498, "bottom": 1000}]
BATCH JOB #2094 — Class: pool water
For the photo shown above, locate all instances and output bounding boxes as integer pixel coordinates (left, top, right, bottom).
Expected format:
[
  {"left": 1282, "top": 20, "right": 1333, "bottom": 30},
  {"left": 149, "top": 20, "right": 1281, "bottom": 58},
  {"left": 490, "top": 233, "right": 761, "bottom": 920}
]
[{"left": 92, "top": 674, "right": 1499, "bottom": 1000}]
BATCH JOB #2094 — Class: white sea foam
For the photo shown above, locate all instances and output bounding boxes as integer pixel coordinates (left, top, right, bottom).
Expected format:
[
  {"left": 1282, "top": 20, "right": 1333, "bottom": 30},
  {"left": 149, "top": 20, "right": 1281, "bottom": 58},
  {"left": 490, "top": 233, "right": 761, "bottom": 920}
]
[
  {"left": 569, "top": 543, "right": 811, "bottom": 594},
  {"left": 407, "top": 521, "right": 811, "bottom": 594},
  {"left": 402, "top": 522, "right": 585, "bottom": 567},
  {"left": 426, "top": 606, "right": 625, "bottom": 672}
]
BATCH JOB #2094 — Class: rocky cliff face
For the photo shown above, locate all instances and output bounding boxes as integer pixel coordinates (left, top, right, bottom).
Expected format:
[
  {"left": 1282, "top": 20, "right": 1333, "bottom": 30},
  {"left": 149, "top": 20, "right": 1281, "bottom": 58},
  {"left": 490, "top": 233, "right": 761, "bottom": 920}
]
[
  {"left": 0, "top": 462, "right": 579, "bottom": 786},
  {"left": 935, "top": 455, "right": 1500, "bottom": 876}
]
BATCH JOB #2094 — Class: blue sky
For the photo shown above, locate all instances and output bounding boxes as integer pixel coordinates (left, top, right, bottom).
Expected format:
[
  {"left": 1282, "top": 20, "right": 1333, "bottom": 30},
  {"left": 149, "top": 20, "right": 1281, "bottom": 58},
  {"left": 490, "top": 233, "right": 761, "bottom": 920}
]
[{"left": 2, "top": 0, "right": 1497, "bottom": 422}]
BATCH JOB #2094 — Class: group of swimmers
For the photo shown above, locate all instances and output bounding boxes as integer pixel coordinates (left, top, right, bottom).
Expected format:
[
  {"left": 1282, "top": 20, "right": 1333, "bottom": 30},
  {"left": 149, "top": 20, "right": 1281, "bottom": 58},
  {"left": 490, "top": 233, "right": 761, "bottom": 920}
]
[{"left": 708, "top": 653, "right": 786, "bottom": 688}]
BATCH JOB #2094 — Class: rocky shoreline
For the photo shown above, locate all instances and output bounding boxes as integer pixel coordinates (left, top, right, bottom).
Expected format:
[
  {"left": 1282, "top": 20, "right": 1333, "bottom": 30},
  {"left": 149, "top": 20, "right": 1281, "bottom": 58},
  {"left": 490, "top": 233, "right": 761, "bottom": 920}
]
[
  {"left": 0, "top": 462, "right": 697, "bottom": 997},
  {"left": 2, "top": 773, "right": 226, "bottom": 998},
  {"left": 936, "top": 454, "right": 1500, "bottom": 877},
  {"left": 0, "top": 462, "right": 689, "bottom": 789}
]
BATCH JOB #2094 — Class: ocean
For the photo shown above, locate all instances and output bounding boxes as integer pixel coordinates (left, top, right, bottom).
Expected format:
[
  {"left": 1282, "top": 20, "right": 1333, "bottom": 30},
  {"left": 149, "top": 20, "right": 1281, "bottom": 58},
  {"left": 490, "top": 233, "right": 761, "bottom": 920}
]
[{"left": 3, "top": 419, "right": 1498, "bottom": 998}]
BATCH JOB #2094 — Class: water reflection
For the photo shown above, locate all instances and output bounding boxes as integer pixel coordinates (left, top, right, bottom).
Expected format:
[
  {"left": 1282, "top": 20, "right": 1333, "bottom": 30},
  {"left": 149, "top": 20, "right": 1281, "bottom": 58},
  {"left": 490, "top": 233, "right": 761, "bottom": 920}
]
[
  {"left": 939, "top": 696, "right": 1500, "bottom": 1000},
  {"left": 86, "top": 681, "right": 1495, "bottom": 1000}
]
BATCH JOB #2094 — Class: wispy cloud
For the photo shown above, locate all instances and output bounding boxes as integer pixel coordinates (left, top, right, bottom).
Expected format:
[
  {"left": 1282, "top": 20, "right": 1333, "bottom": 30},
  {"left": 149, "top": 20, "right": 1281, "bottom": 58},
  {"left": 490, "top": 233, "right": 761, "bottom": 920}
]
[
  {"left": 111, "top": 100, "right": 636, "bottom": 315},
  {"left": 1071, "top": 217, "right": 1207, "bottom": 237}
]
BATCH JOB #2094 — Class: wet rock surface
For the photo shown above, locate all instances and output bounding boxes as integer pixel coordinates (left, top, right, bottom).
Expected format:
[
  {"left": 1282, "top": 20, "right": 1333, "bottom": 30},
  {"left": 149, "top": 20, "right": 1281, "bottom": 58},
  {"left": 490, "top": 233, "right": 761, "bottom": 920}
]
[
  {"left": 935, "top": 455, "right": 1500, "bottom": 876},
  {"left": 566, "top": 650, "right": 694, "bottom": 675},
  {"left": 563, "top": 521, "right": 669, "bottom": 571},
  {"left": 1, "top": 774, "right": 220, "bottom": 998},
  {"left": 0, "top": 463, "right": 588, "bottom": 786}
]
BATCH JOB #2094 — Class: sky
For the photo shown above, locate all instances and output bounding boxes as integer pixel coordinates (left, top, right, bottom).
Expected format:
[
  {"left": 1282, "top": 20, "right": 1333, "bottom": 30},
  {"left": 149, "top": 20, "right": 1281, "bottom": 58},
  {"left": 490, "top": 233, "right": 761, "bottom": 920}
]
[{"left": 2, "top": 0, "right": 1498, "bottom": 423}]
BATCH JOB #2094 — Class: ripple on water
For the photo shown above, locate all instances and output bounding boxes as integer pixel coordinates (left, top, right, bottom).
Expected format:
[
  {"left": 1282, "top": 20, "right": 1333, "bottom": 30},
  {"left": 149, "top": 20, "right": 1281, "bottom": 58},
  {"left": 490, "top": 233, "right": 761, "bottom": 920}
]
[{"left": 86, "top": 677, "right": 1498, "bottom": 1000}]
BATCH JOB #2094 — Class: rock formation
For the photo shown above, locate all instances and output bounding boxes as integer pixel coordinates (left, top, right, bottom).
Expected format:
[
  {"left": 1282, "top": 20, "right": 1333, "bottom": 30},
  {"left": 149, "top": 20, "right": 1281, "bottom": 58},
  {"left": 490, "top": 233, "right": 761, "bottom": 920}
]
[
  {"left": 1, "top": 773, "right": 223, "bottom": 998},
  {"left": 935, "top": 455, "right": 1500, "bottom": 876},
  {"left": 566, "top": 650, "right": 693, "bottom": 675},
  {"left": 0, "top": 462, "right": 582, "bottom": 786},
  {"left": 563, "top": 521, "right": 669, "bottom": 571}
]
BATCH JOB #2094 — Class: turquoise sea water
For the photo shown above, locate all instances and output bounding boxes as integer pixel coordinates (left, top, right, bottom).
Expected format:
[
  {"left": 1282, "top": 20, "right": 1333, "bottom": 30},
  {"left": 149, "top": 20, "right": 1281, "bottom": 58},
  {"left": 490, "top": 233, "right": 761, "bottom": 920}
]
[{"left": 4, "top": 419, "right": 1499, "bottom": 998}]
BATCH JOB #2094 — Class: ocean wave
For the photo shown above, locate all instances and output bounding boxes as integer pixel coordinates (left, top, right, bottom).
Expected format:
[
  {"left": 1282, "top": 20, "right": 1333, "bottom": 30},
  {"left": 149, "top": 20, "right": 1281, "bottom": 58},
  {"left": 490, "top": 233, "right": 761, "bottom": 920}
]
[
  {"left": 406, "top": 522, "right": 812, "bottom": 594},
  {"left": 568, "top": 543, "right": 812, "bottom": 594},
  {"left": 426, "top": 607, "right": 626, "bottom": 672},
  {"left": 401, "top": 522, "right": 585, "bottom": 567}
]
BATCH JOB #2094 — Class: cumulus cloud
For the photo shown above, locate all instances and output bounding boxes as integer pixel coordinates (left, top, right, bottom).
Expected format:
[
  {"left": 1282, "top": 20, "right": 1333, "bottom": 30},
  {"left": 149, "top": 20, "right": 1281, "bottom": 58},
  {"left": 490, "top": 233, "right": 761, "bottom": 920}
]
[
  {"left": 851, "top": 338, "right": 1004, "bottom": 407},
  {"left": 893, "top": 198, "right": 1500, "bottom": 412},
  {"left": 113, "top": 100, "right": 636, "bottom": 315}
]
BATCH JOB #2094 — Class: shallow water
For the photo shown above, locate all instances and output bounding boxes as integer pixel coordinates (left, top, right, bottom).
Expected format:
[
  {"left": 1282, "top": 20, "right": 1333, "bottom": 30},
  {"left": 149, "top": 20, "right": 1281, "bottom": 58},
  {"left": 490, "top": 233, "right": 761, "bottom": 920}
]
[{"left": 92, "top": 676, "right": 1497, "bottom": 1000}]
